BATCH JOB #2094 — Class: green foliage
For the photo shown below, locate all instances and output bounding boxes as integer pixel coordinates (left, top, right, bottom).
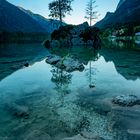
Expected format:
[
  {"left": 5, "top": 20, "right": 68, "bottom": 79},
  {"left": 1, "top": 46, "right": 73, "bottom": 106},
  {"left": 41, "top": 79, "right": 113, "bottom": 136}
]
[
  {"left": 49, "top": 0, "right": 74, "bottom": 23},
  {"left": 79, "top": 27, "right": 99, "bottom": 42},
  {"left": 51, "top": 25, "right": 74, "bottom": 40}
]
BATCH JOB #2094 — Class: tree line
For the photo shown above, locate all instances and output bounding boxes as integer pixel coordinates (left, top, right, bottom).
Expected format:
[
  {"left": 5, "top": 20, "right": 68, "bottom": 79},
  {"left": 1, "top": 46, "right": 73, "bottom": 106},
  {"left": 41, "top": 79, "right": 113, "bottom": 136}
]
[{"left": 48, "top": 0, "right": 98, "bottom": 26}]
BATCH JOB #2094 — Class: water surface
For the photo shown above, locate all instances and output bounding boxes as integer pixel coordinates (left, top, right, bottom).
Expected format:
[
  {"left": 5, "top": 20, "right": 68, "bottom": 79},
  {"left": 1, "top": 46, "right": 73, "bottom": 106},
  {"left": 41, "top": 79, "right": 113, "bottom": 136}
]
[{"left": 0, "top": 42, "right": 140, "bottom": 140}]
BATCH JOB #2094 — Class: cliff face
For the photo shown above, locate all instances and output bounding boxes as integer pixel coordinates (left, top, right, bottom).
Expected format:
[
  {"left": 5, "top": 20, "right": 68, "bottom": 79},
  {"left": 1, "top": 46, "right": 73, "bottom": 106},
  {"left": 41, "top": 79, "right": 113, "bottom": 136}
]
[
  {"left": 95, "top": 0, "right": 140, "bottom": 29},
  {"left": 116, "top": 0, "right": 126, "bottom": 9}
]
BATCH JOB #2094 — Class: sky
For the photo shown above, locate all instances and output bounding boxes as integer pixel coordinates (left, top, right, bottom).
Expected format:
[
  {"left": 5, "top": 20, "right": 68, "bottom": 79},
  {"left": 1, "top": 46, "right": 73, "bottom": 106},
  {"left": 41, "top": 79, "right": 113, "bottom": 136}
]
[{"left": 7, "top": 0, "right": 120, "bottom": 25}]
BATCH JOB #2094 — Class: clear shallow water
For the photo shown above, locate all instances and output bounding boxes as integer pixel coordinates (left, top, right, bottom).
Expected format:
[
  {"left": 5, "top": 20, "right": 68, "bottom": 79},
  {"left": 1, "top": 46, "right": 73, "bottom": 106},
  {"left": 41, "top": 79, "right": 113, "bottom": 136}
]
[{"left": 0, "top": 42, "right": 140, "bottom": 140}]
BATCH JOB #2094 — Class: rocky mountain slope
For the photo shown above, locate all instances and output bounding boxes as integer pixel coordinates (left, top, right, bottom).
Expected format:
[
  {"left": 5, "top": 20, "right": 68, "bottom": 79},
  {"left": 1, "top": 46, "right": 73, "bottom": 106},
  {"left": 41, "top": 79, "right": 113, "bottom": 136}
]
[
  {"left": 0, "top": 0, "right": 61, "bottom": 33},
  {"left": 18, "top": 7, "right": 63, "bottom": 33},
  {"left": 0, "top": 0, "right": 45, "bottom": 32},
  {"left": 95, "top": 0, "right": 140, "bottom": 29}
]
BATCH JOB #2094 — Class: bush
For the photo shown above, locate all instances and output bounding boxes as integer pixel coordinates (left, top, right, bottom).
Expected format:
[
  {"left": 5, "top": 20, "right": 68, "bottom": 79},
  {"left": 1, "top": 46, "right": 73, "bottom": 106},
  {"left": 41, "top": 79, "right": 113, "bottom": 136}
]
[
  {"left": 51, "top": 25, "right": 74, "bottom": 40},
  {"left": 79, "top": 27, "right": 100, "bottom": 42}
]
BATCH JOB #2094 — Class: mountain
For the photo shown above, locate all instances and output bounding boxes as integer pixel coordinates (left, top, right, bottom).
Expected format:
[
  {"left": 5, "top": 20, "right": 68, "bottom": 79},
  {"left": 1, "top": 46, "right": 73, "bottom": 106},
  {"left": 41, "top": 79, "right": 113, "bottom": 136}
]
[
  {"left": 95, "top": 0, "right": 140, "bottom": 29},
  {"left": 116, "top": 0, "right": 126, "bottom": 9},
  {"left": 0, "top": 0, "right": 62, "bottom": 33},
  {"left": 0, "top": 0, "right": 46, "bottom": 33},
  {"left": 18, "top": 7, "right": 63, "bottom": 33}
]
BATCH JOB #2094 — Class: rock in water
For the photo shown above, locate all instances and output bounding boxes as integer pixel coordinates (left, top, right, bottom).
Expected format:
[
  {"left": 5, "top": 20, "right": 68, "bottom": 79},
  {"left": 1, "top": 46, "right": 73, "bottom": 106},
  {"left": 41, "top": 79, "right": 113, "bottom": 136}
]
[
  {"left": 46, "top": 54, "right": 85, "bottom": 72},
  {"left": 44, "top": 40, "right": 51, "bottom": 48},
  {"left": 6, "top": 103, "right": 29, "bottom": 118},
  {"left": 25, "top": 130, "right": 51, "bottom": 140},
  {"left": 62, "top": 132, "right": 105, "bottom": 140},
  {"left": 46, "top": 55, "right": 61, "bottom": 65},
  {"left": 112, "top": 95, "right": 140, "bottom": 107},
  {"left": 24, "top": 63, "right": 29, "bottom": 67}
]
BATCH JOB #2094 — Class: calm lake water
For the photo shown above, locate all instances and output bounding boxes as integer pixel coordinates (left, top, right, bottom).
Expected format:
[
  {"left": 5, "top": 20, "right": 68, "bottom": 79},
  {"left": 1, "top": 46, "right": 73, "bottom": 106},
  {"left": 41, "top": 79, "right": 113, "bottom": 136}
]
[{"left": 0, "top": 40, "right": 140, "bottom": 140}]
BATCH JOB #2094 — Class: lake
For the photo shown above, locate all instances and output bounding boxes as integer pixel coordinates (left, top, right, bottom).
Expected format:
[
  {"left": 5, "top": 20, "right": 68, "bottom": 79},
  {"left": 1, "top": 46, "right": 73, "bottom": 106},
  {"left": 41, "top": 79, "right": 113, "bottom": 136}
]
[{"left": 0, "top": 40, "right": 140, "bottom": 140}]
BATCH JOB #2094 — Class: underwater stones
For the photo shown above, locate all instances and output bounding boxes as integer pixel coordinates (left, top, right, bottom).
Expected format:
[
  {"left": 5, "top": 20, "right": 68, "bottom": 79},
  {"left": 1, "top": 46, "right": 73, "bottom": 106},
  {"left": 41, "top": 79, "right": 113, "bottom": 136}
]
[
  {"left": 89, "top": 84, "right": 96, "bottom": 88},
  {"left": 127, "top": 129, "right": 140, "bottom": 140},
  {"left": 108, "top": 105, "right": 140, "bottom": 131},
  {"left": 46, "top": 55, "right": 84, "bottom": 72},
  {"left": 6, "top": 103, "right": 29, "bottom": 118},
  {"left": 24, "top": 130, "right": 51, "bottom": 140},
  {"left": 112, "top": 95, "right": 140, "bottom": 107},
  {"left": 62, "top": 132, "right": 105, "bottom": 140}
]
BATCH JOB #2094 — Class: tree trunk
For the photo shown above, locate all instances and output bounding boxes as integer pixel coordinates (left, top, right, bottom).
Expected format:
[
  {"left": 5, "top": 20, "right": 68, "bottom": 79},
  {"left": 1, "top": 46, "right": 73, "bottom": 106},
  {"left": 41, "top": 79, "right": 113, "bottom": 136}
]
[{"left": 58, "top": 0, "right": 62, "bottom": 26}]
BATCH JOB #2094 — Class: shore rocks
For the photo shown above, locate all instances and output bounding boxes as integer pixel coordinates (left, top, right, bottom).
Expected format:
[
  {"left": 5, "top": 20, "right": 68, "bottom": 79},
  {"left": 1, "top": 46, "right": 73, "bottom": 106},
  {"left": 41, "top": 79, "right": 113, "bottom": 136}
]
[
  {"left": 46, "top": 55, "right": 85, "bottom": 72},
  {"left": 62, "top": 132, "right": 105, "bottom": 140},
  {"left": 92, "top": 95, "right": 140, "bottom": 139},
  {"left": 112, "top": 95, "right": 140, "bottom": 107}
]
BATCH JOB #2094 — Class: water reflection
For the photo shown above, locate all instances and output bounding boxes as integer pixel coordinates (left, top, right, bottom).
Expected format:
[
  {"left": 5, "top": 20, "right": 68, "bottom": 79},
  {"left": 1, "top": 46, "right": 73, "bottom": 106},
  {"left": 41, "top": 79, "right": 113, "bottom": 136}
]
[
  {"left": 100, "top": 41, "right": 140, "bottom": 80},
  {"left": 51, "top": 67, "right": 72, "bottom": 94},
  {"left": 102, "top": 38, "right": 140, "bottom": 50},
  {"left": 0, "top": 42, "right": 140, "bottom": 139},
  {"left": 0, "top": 43, "right": 48, "bottom": 81}
]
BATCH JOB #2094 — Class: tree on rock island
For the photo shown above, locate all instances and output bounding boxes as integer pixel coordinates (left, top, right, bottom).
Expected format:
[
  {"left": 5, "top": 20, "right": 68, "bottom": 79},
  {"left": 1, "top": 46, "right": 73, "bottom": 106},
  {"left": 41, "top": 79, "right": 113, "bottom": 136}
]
[
  {"left": 48, "top": 0, "right": 74, "bottom": 26},
  {"left": 85, "top": 0, "right": 99, "bottom": 26}
]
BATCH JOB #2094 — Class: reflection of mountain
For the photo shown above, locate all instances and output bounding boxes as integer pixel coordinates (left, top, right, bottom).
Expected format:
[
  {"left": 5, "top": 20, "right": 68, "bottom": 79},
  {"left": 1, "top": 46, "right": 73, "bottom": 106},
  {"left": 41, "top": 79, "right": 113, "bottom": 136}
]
[
  {"left": 100, "top": 45, "right": 140, "bottom": 80},
  {"left": 0, "top": 43, "right": 48, "bottom": 81}
]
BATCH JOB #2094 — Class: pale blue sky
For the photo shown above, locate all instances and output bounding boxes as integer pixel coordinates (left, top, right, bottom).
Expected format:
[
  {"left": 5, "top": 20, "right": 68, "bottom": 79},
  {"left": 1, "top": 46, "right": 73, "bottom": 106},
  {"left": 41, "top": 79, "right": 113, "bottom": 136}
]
[{"left": 7, "top": 0, "right": 120, "bottom": 25}]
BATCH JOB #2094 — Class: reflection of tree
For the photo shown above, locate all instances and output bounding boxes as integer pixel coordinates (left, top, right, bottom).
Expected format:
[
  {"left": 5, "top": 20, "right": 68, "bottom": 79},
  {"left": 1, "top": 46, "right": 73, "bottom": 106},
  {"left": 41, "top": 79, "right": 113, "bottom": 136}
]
[
  {"left": 87, "top": 50, "right": 100, "bottom": 87},
  {"left": 51, "top": 66, "right": 72, "bottom": 94}
]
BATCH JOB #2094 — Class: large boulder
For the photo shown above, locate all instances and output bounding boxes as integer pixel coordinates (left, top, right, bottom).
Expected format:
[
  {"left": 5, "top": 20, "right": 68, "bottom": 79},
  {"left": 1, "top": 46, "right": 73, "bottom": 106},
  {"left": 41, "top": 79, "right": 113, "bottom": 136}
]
[
  {"left": 58, "top": 57, "right": 85, "bottom": 72},
  {"left": 46, "top": 55, "right": 85, "bottom": 72},
  {"left": 46, "top": 55, "right": 61, "bottom": 65}
]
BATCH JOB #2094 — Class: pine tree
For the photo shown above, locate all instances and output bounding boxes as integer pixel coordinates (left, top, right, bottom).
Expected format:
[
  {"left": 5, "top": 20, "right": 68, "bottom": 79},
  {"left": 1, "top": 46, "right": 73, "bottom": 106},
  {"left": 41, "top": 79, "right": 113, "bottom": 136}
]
[
  {"left": 49, "top": 0, "right": 73, "bottom": 25},
  {"left": 85, "top": 0, "right": 98, "bottom": 26}
]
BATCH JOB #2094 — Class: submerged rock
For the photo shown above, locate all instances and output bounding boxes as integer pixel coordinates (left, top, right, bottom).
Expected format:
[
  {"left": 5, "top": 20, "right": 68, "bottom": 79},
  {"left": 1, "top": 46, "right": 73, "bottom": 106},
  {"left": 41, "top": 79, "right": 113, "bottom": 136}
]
[
  {"left": 108, "top": 105, "right": 140, "bottom": 131},
  {"left": 24, "top": 130, "right": 51, "bottom": 140},
  {"left": 6, "top": 103, "right": 29, "bottom": 118},
  {"left": 62, "top": 132, "right": 105, "bottom": 140},
  {"left": 127, "top": 129, "right": 140, "bottom": 140},
  {"left": 112, "top": 95, "right": 140, "bottom": 107}
]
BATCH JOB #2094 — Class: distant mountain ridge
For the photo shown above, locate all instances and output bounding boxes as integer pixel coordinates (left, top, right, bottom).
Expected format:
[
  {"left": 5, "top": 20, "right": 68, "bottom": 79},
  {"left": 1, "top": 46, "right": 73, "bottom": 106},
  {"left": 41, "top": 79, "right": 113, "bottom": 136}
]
[
  {"left": 0, "top": 0, "right": 62, "bottom": 33},
  {"left": 95, "top": 0, "right": 140, "bottom": 29},
  {"left": 18, "top": 7, "right": 64, "bottom": 33}
]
